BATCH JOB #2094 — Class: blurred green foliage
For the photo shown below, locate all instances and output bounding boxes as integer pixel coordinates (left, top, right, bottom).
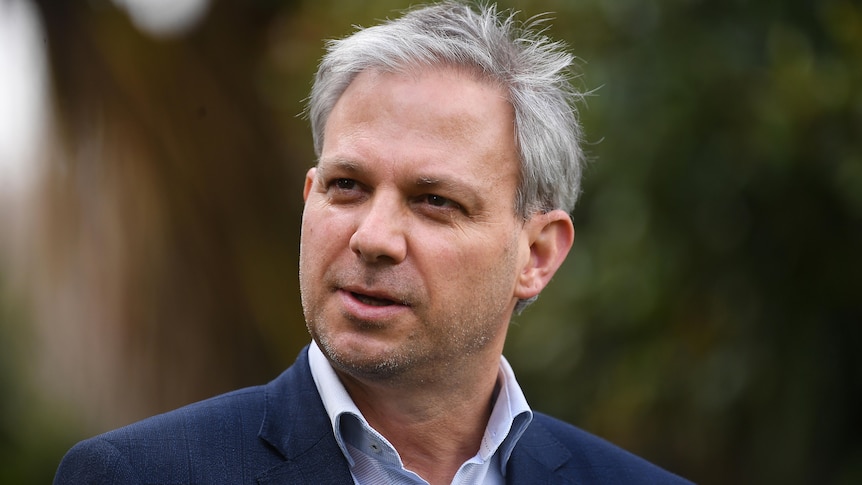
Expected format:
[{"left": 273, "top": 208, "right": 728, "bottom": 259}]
[
  {"left": 507, "top": 0, "right": 862, "bottom": 483},
  {"left": 2, "top": 0, "right": 860, "bottom": 483},
  {"left": 0, "top": 275, "right": 82, "bottom": 484}
]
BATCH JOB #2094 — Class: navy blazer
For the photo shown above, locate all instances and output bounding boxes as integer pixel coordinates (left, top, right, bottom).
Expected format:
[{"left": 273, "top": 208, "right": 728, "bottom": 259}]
[{"left": 54, "top": 346, "right": 691, "bottom": 484}]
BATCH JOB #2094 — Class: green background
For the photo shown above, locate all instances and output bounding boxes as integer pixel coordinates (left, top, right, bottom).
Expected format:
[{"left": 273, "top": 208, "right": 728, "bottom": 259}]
[{"left": 1, "top": 0, "right": 860, "bottom": 483}]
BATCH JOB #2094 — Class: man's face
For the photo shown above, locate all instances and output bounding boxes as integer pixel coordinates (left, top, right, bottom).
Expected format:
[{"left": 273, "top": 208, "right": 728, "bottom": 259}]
[{"left": 299, "top": 67, "right": 532, "bottom": 384}]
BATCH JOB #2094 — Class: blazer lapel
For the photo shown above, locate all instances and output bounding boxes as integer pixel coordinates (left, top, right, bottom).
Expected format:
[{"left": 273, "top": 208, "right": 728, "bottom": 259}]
[
  {"left": 255, "top": 436, "right": 353, "bottom": 484},
  {"left": 506, "top": 419, "right": 573, "bottom": 484},
  {"left": 256, "top": 346, "right": 354, "bottom": 484},
  {"left": 255, "top": 347, "right": 582, "bottom": 484}
]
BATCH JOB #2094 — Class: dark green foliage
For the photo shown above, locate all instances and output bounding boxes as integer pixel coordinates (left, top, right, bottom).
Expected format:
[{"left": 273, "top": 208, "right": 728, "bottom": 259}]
[
  {"left": 508, "top": 0, "right": 862, "bottom": 483},
  {"left": 4, "top": 0, "right": 859, "bottom": 483}
]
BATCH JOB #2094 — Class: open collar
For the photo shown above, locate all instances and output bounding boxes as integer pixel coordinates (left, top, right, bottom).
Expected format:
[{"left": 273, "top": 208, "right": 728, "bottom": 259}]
[{"left": 255, "top": 346, "right": 354, "bottom": 484}]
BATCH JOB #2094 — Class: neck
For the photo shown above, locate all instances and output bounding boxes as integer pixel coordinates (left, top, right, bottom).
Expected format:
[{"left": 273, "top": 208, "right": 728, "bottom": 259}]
[{"left": 336, "top": 352, "right": 502, "bottom": 485}]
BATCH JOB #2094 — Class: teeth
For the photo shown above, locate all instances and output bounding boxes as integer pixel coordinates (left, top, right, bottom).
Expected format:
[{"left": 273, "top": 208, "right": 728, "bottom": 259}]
[{"left": 354, "top": 293, "right": 393, "bottom": 306}]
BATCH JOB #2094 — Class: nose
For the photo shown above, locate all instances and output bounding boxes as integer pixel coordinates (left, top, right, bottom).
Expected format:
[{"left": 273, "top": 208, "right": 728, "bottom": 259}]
[{"left": 349, "top": 194, "right": 408, "bottom": 264}]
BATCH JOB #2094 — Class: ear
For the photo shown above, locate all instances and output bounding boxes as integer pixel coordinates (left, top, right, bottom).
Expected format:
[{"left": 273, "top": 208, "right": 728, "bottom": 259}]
[
  {"left": 303, "top": 167, "right": 316, "bottom": 202},
  {"left": 514, "top": 209, "right": 575, "bottom": 300}
]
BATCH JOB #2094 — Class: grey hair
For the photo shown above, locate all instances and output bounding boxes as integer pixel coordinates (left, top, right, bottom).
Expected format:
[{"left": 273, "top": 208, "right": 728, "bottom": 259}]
[{"left": 307, "top": 1, "right": 585, "bottom": 313}]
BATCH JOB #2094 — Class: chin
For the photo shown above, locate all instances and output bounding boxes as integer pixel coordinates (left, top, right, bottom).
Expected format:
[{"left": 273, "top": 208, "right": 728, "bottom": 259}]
[{"left": 318, "top": 333, "right": 417, "bottom": 381}]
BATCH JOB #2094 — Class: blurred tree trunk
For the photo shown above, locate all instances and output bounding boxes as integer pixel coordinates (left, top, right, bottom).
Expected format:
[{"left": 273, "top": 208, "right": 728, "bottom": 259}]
[{"left": 29, "top": 0, "right": 309, "bottom": 430}]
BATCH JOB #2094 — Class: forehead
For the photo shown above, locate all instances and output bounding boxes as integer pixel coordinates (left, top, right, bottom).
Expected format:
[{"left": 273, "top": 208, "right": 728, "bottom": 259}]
[{"left": 320, "top": 67, "right": 521, "bottom": 197}]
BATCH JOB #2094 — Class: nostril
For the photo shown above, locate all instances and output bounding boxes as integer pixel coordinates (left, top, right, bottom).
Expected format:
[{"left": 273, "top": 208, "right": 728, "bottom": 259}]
[{"left": 348, "top": 221, "right": 407, "bottom": 264}]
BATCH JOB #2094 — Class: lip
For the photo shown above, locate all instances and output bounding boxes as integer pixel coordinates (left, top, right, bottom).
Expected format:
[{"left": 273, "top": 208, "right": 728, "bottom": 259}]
[{"left": 337, "top": 287, "right": 410, "bottom": 321}]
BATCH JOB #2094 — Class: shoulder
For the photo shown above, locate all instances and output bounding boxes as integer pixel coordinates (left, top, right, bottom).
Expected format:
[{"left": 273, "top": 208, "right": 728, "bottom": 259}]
[
  {"left": 510, "top": 412, "right": 693, "bottom": 484},
  {"left": 54, "top": 385, "right": 276, "bottom": 485},
  {"left": 53, "top": 347, "right": 325, "bottom": 485},
  {"left": 100, "top": 384, "right": 268, "bottom": 450}
]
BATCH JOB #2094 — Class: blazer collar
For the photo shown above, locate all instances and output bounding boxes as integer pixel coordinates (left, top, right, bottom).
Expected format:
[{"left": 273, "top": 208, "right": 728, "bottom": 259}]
[
  {"left": 505, "top": 417, "right": 574, "bottom": 484},
  {"left": 256, "top": 345, "right": 354, "bottom": 484},
  {"left": 254, "top": 346, "right": 572, "bottom": 484}
]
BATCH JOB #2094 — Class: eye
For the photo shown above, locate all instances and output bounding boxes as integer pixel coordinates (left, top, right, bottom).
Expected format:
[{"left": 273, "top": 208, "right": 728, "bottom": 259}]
[
  {"left": 326, "top": 177, "right": 361, "bottom": 194},
  {"left": 420, "top": 194, "right": 462, "bottom": 211},
  {"left": 324, "top": 177, "right": 366, "bottom": 204},
  {"left": 427, "top": 194, "right": 449, "bottom": 206},
  {"left": 333, "top": 178, "right": 356, "bottom": 190}
]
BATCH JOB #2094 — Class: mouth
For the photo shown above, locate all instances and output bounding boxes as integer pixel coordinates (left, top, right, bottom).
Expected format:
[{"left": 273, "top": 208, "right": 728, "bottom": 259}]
[
  {"left": 336, "top": 287, "right": 411, "bottom": 320},
  {"left": 351, "top": 292, "right": 398, "bottom": 307}
]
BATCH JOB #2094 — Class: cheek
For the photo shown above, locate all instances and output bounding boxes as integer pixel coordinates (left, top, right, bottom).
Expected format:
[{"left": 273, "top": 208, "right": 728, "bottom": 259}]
[
  {"left": 299, "top": 212, "right": 327, "bottom": 272},
  {"left": 301, "top": 207, "right": 338, "bottom": 249},
  {"left": 300, "top": 207, "right": 358, "bottom": 274},
  {"left": 420, "top": 236, "right": 509, "bottom": 290},
  {"left": 460, "top": 232, "right": 521, "bottom": 283},
  {"left": 298, "top": 222, "right": 315, "bottom": 264}
]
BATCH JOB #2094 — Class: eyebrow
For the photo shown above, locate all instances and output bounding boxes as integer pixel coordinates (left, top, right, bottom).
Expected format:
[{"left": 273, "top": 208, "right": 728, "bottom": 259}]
[
  {"left": 415, "top": 176, "right": 481, "bottom": 209},
  {"left": 316, "top": 157, "right": 362, "bottom": 177},
  {"left": 318, "top": 157, "right": 483, "bottom": 209}
]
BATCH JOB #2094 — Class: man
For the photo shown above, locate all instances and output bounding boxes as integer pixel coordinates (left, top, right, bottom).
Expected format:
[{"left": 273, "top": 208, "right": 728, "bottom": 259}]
[{"left": 55, "top": 2, "right": 691, "bottom": 483}]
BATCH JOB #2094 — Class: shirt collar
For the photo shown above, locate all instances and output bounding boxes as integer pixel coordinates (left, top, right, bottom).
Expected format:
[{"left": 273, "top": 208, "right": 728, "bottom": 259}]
[{"left": 308, "top": 340, "right": 533, "bottom": 474}]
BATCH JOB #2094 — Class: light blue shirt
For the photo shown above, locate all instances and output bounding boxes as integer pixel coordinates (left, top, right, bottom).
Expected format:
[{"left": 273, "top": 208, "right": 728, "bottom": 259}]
[{"left": 308, "top": 341, "right": 533, "bottom": 485}]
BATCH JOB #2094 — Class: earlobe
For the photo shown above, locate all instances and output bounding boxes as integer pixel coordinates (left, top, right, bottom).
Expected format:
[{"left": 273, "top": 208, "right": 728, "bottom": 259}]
[
  {"left": 303, "top": 168, "right": 316, "bottom": 202},
  {"left": 514, "top": 210, "right": 575, "bottom": 300}
]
